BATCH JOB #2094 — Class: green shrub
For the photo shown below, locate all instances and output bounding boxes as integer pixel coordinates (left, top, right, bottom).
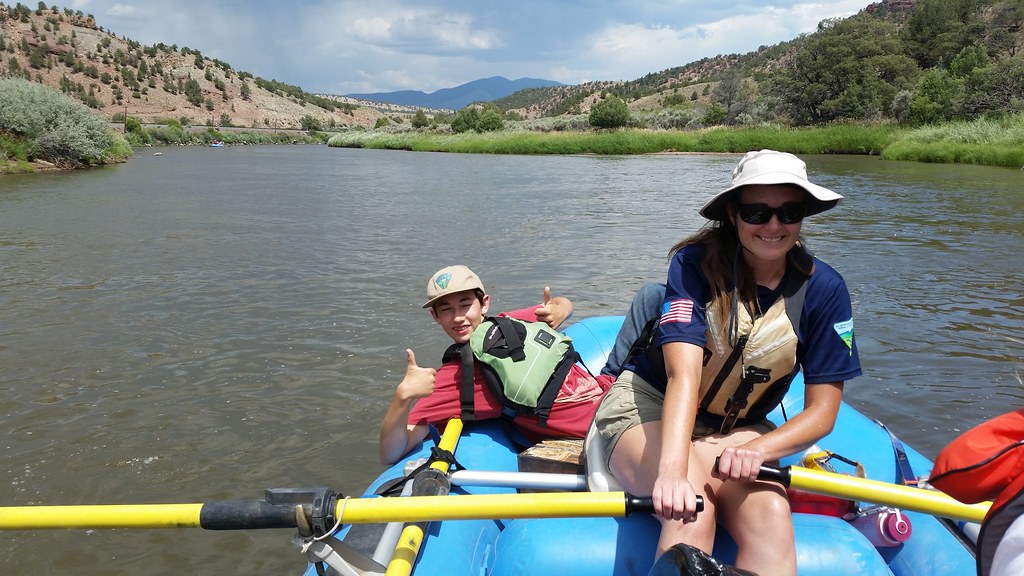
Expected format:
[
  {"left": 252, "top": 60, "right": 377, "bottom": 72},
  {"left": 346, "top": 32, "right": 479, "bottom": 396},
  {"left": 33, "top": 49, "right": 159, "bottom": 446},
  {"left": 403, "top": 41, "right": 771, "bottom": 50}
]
[
  {"left": 0, "top": 76, "right": 125, "bottom": 167},
  {"left": 588, "top": 96, "right": 629, "bottom": 128}
]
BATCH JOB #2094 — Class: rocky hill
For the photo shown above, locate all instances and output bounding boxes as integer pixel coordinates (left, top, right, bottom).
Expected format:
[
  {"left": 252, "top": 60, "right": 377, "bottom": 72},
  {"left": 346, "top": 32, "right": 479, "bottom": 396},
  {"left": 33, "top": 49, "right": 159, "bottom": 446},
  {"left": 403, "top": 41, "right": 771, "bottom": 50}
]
[
  {"left": 0, "top": 4, "right": 390, "bottom": 130},
  {"left": 3, "top": 0, "right": 1019, "bottom": 132},
  {"left": 492, "top": 0, "right": 923, "bottom": 119}
]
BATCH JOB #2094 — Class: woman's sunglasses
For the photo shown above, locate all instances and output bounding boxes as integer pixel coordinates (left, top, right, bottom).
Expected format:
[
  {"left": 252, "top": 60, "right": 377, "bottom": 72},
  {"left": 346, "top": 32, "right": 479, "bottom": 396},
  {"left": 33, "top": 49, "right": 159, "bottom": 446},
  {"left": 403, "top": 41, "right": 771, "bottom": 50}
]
[{"left": 736, "top": 202, "right": 807, "bottom": 225}]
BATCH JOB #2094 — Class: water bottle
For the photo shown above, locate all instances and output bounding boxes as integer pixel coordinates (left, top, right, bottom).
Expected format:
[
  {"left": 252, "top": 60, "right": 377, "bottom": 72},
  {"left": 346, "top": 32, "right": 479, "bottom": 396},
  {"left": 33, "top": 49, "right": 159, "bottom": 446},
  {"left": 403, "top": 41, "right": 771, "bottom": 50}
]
[{"left": 851, "top": 506, "right": 913, "bottom": 547}]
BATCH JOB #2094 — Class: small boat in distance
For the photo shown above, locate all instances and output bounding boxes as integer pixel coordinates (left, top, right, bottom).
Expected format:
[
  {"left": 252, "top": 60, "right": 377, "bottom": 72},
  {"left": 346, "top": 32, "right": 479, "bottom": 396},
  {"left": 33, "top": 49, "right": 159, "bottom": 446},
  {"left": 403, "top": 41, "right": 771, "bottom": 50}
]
[{"left": 209, "top": 140, "right": 224, "bottom": 147}]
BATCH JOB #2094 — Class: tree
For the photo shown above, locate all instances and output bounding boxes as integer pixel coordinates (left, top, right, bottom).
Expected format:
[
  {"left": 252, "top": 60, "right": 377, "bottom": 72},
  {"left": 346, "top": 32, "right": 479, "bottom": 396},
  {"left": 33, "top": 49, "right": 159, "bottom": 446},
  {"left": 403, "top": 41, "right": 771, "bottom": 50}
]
[
  {"left": 373, "top": 116, "right": 390, "bottom": 129},
  {"left": 900, "top": 0, "right": 983, "bottom": 69},
  {"left": 450, "top": 106, "right": 480, "bottom": 133},
  {"left": 769, "top": 15, "right": 918, "bottom": 125},
  {"left": 908, "top": 69, "right": 965, "bottom": 124},
  {"left": 29, "top": 45, "right": 47, "bottom": 69},
  {"left": 712, "top": 71, "right": 753, "bottom": 125},
  {"left": 240, "top": 80, "right": 251, "bottom": 101},
  {"left": 702, "top": 102, "right": 727, "bottom": 126},
  {"left": 476, "top": 109, "right": 504, "bottom": 132},
  {"left": 588, "top": 95, "right": 629, "bottom": 128},
  {"left": 183, "top": 78, "right": 202, "bottom": 106},
  {"left": 300, "top": 114, "right": 322, "bottom": 132},
  {"left": 988, "top": 0, "right": 1024, "bottom": 57},
  {"left": 949, "top": 46, "right": 990, "bottom": 77},
  {"left": 125, "top": 116, "right": 142, "bottom": 133},
  {"left": 962, "top": 56, "right": 1024, "bottom": 117},
  {"left": 410, "top": 109, "right": 429, "bottom": 128}
]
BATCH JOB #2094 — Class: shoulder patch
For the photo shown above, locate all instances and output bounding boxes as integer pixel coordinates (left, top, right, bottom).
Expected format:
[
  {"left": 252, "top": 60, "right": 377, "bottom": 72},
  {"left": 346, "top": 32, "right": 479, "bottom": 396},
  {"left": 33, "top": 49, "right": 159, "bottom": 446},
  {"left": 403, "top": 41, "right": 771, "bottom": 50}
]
[{"left": 833, "top": 318, "right": 854, "bottom": 355}]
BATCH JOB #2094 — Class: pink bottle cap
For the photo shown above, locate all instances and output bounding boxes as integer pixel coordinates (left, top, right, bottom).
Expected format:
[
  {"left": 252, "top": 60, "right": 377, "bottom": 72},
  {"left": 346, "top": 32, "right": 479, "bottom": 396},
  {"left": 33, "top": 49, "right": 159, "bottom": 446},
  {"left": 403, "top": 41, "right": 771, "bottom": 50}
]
[{"left": 883, "top": 511, "right": 912, "bottom": 543}]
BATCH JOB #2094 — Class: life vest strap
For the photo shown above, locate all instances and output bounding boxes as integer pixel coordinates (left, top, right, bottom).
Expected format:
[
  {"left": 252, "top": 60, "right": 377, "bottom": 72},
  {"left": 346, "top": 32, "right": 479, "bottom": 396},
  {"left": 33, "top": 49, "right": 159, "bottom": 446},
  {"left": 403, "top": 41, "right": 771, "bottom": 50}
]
[{"left": 459, "top": 343, "right": 476, "bottom": 421}]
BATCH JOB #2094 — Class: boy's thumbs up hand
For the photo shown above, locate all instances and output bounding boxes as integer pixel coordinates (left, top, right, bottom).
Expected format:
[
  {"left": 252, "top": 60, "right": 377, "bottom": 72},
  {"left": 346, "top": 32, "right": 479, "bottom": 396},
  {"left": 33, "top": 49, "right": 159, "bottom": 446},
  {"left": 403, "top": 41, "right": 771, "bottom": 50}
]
[
  {"left": 535, "top": 286, "right": 573, "bottom": 329},
  {"left": 398, "top": 348, "right": 436, "bottom": 401}
]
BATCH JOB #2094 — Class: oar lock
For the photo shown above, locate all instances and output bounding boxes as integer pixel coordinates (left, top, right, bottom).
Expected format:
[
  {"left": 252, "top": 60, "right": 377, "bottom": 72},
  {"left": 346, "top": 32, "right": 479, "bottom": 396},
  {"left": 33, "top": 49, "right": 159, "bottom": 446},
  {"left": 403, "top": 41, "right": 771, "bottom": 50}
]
[{"left": 265, "top": 487, "right": 341, "bottom": 538}]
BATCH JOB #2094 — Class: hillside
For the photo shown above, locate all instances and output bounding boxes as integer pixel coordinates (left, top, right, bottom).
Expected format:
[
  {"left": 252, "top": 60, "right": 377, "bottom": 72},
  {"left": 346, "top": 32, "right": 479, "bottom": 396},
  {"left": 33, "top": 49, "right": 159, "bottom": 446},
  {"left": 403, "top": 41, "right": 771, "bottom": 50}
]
[
  {"left": 0, "top": 4, "right": 386, "bottom": 130},
  {"left": 2, "top": 0, "right": 1021, "bottom": 136}
]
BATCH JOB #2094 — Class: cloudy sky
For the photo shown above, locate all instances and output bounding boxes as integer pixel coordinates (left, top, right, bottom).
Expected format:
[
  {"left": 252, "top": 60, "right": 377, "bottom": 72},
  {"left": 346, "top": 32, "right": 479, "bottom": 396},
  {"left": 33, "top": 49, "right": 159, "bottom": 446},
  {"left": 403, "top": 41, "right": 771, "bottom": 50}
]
[{"left": 68, "top": 0, "right": 867, "bottom": 95}]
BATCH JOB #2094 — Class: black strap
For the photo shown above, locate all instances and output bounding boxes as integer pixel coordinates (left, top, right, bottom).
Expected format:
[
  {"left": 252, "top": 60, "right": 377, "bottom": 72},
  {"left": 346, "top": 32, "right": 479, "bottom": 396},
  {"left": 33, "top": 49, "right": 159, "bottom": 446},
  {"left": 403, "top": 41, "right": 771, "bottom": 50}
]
[
  {"left": 721, "top": 364, "right": 771, "bottom": 434},
  {"left": 532, "top": 353, "right": 575, "bottom": 427},
  {"left": 489, "top": 316, "right": 526, "bottom": 361},
  {"left": 782, "top": 270, "right": 810, "bottom": 340},
  {"left": 374, "top": 446, "right": 465, "bottom": 497},
  {"left": 700, "top": 335, "right": 748, "bottom": 413},
  {"left": 459, "top": 343, "right": 476, "bottom": 421},
  {"left": 623, "top": 317, "right": 660, "bottom": 375}
]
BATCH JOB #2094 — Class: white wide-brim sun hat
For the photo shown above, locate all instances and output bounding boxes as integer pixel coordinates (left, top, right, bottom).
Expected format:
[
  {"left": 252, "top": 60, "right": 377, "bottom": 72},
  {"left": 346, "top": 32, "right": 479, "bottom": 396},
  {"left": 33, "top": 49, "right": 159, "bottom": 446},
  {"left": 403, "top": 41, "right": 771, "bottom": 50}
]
[{"left": 699, "top": 150, "right": 843, "bottom": 221}]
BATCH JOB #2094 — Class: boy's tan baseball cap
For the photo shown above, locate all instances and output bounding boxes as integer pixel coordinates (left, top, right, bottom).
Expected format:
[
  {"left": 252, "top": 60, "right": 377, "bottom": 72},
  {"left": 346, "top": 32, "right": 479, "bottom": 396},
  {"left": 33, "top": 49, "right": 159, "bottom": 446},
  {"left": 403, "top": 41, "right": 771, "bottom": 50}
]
[{"left": 423, "top": 265, "right": 485, "bottom": 308}]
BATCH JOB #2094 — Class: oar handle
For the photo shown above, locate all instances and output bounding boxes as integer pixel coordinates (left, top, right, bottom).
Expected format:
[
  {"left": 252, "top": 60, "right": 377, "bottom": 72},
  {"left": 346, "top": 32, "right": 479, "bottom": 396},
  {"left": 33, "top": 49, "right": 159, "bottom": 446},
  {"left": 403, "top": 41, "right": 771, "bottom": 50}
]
[
  {"left": 741, "top": 460, "right": 992, "bottom": 524},
  {"left": 625, "top": 495, "right": 705, "bottom": 514},
  {"left": 755, "top": 463, "right": 791, "bottom": 485},
  {"left": 712, "top": 457, "right": 792, "bottom": 485}
]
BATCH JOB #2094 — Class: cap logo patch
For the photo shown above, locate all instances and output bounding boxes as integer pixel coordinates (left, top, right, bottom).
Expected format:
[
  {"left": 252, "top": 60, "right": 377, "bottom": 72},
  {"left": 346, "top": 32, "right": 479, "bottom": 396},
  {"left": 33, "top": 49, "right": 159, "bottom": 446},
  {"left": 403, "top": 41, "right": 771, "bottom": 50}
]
[{"left": 434, "top": 272, "right": 452, "bottom": 289}]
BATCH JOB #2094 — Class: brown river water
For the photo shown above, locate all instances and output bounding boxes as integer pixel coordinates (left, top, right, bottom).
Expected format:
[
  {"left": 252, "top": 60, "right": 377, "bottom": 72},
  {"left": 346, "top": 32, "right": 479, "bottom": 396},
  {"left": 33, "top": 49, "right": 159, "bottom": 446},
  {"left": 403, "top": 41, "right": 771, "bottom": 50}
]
[{"left": 0, "top": 146, "right": 1021, "bottom": 574}]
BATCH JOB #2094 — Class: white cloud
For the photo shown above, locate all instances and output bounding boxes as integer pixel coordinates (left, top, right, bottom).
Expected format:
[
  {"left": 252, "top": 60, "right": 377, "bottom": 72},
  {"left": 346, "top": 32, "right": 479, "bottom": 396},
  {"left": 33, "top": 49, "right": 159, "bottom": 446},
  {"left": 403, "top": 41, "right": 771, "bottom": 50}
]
[
  {"left": 106, "top": 3, "right": 137, "bottom": 17},
  {"left": 582, "top": 0, "right": 866, "bottom": 82},
  {"left": 317, "top": 7, "right": 500, "bottom": 54},
  {"left": 66, "top": 0, "right": 875, "bottom": 93}
]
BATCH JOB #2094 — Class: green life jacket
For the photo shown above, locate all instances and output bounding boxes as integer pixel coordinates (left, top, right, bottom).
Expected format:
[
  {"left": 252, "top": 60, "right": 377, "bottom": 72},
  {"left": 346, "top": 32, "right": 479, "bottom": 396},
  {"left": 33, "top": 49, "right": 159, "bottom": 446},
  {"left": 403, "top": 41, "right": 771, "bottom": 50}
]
[{"left": 442, "top": 316, "right": 577, "bottom": 427}]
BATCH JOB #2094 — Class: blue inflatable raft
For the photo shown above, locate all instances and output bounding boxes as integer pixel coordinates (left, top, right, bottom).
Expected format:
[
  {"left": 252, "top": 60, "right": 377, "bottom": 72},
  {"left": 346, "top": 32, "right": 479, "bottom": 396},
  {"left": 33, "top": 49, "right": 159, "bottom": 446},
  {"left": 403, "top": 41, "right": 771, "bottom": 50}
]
[{"left": 304, "top": 316, "right": 977, "bottom": 576}]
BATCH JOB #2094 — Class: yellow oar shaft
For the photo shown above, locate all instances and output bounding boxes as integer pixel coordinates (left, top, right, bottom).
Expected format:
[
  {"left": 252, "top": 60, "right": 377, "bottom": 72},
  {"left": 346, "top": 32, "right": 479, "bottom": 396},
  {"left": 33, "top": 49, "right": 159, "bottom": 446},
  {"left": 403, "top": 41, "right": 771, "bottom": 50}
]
[
  {"left": 785, "top": 465, "right": 992, "bottom": 524},
  {"left": 0, "top": 492, "right": 653, "bottom": 531},
  {"left": 344, "top": 491, "right": 636, "bottom": 524},
  {"left": 388, "top": 418, "right": 463, "bottom": 576},
  {"left": 0, "top": 503, "right": 205, "bottom": 530}
]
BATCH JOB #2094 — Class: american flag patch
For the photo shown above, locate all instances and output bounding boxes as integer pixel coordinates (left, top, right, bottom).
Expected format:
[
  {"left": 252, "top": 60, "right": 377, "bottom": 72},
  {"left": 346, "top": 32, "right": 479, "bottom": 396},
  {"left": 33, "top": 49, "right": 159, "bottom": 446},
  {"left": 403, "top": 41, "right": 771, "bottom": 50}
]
[{"left": 660, "top": 299, "right": 694, "bottom": 325}]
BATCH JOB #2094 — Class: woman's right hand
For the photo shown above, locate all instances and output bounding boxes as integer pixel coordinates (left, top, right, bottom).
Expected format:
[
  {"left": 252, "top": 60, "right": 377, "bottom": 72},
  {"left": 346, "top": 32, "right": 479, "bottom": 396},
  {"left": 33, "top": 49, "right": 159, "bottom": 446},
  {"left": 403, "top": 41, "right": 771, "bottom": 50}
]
[{"left": 652, "top": 471, "right": 701, "bottom": 523}]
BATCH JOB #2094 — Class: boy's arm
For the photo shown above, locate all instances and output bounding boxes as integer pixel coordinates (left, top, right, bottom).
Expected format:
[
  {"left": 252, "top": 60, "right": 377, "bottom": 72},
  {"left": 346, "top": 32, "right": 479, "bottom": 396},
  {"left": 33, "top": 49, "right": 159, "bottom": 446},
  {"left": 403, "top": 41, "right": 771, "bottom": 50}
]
[{"left": 379, "top": 349, "right": 435, "bottom": 465}]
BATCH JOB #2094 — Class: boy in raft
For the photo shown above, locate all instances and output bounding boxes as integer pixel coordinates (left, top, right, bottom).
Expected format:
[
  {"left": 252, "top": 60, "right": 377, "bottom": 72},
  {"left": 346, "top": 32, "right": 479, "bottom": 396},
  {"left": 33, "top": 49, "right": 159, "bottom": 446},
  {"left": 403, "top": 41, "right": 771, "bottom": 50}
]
[
  {"left": 378, "top": 265, "right": 617, "bottom": 465},
  {"left": 930, "top": 408, "right": 1024, "bottom": 576}
]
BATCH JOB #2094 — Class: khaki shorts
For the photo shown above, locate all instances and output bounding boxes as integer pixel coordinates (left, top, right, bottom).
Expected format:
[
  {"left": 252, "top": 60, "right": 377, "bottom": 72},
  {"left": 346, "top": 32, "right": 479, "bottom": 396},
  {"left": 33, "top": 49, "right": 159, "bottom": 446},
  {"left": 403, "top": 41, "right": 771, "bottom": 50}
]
[{"left": 592, "top": 371, "right": 775, "bottom": 470}]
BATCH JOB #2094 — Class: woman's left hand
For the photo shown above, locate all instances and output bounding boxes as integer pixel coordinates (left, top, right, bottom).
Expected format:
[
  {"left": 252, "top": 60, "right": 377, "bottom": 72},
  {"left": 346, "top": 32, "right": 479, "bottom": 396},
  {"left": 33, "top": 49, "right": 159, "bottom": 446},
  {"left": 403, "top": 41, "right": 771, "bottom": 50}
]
[{"left": 714, "top": 445, "right": 766, "bottom": 483}]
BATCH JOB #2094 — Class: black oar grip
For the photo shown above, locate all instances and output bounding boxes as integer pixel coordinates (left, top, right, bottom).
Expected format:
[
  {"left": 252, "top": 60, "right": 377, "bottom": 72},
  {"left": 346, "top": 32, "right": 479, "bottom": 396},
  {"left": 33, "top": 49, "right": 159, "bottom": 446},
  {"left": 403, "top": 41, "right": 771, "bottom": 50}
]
[
  {"left": 199, "top": 500, "right": 298, "bottom": 530},
  {"left": 625, "top": 495, "right": 705, "bottom": 514},
  {"left": 713, "top": 457, "right": 792, "bottom": 487}
]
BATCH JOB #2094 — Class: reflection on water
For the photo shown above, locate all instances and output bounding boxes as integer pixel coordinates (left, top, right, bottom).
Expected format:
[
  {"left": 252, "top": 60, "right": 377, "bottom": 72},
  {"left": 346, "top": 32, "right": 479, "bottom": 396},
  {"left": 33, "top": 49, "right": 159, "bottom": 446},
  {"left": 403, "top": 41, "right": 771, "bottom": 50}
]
[{"left": 0, "top": 147, "right": 1021, "bottom": 575}]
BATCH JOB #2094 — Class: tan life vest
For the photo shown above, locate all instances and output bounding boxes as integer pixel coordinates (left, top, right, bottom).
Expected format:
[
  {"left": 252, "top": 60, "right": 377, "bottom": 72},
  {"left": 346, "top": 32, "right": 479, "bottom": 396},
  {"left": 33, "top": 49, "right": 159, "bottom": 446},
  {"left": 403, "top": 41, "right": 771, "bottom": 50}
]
[{"left": 699, "top": 282, "right": 804, "bottom": 433}]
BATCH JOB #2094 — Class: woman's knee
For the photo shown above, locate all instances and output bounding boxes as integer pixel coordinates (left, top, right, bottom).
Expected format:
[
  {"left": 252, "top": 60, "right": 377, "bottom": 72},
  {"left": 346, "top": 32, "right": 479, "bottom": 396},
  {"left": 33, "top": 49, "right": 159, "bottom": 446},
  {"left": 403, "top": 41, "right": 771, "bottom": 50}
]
[{"left": 723, "top": 487, "right": 793, "bottom": 538}]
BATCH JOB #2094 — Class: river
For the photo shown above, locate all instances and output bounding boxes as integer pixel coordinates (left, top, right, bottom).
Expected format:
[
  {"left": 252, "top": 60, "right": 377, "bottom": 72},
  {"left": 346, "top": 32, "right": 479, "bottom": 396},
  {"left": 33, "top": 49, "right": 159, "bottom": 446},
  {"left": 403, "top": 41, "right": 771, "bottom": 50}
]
[{"left": 0, "top": 145, "right": 1021, "bottom": 575}]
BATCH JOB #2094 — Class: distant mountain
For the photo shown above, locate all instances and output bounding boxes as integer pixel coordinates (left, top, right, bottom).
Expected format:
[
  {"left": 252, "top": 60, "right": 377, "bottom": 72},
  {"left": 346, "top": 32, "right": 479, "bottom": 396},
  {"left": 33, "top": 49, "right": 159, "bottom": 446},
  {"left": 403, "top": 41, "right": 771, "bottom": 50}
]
[{"left": 346, "top": 76, "right": 564, "bottom": 110}]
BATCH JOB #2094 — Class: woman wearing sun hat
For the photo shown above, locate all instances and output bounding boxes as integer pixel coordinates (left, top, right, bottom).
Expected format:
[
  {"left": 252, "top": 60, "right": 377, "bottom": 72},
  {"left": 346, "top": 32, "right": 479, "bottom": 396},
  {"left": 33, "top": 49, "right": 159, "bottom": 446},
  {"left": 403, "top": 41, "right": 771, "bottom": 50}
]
[{"left": 592, "top": 150, "right": 862, "bottom": 575}]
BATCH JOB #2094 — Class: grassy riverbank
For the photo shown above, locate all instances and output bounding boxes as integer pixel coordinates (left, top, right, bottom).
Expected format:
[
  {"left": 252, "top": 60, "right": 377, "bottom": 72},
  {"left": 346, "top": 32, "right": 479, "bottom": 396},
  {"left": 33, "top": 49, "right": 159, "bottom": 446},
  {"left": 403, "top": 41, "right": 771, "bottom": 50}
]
[
  {"left": 880, "top": 115, "right": 1024, "bottom": 167},
  {"left": 123, "top": 123, "right": 331, "bottom": 147},
  {"left": 328, "top": 115, "right": 1024, "bottom": 169}
]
